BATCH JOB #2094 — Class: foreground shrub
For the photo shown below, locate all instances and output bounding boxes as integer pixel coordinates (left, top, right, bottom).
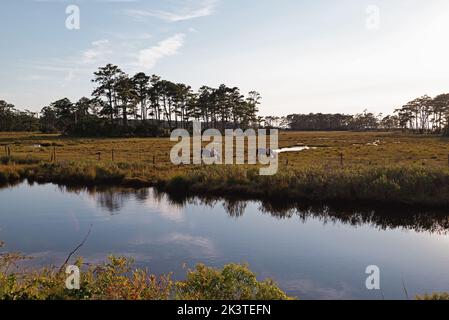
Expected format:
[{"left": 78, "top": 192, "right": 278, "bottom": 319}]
[
  {"left": 416, "top": 293, "right": 449, "bottom": 300},
  {"left": 0, "top": 243, "right": 291, "bottom": 300},
  {"left": 177, "top": 263, "right": 293, "bottom": 300},
  {"left": 0, "top": 257, "right": 173, "bottom": 300}
]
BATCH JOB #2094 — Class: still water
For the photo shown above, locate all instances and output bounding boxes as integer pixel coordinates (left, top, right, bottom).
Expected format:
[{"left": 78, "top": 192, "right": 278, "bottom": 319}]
[{"left": 1, "top": 182, "right": 449, "bottom": 300}]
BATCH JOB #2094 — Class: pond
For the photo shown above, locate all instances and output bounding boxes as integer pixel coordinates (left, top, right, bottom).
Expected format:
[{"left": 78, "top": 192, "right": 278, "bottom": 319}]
[
  {"left": 1, "top": 182, "right": 449, "bottom": 300},
  {"left": 275, "top": 146, "right": 314, "bottom": 153}
]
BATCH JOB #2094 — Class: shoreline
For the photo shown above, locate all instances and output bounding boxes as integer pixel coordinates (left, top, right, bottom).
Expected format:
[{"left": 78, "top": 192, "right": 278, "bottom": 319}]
[{"left": 2, "top": 160, "right": 449, "bottom": 210}]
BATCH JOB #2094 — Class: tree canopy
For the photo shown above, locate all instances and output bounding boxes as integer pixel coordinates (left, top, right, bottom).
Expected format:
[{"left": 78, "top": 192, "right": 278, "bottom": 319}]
[
  {"left": 2, "top": 64, "right": 449, "bottom": 136},
  {"left": 37, "top": 64, "right": 262, "bottom": 136}
]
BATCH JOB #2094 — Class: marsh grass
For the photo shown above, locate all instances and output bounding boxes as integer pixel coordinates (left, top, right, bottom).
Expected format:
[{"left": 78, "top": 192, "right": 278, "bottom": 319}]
[
  {"left": 2, "top": 131, "right": 449, "bottom": 207},
  {"left": 165, "top": 165, "right": 449, "bottom": 207}
]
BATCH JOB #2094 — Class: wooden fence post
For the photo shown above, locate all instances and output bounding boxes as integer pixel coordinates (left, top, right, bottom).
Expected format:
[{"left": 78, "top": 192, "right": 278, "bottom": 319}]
[
  {"left": 340, "top": 152, "right": 344, "bottom": 167},
  {"left": 53, "top": 147, "right": 56, "bottom": 162},
  {"left": 4, "top": 145, "right": 7, "bottom": 156},
  {"left": 97, "top": 152, "right": 101, "bottom": 161}
]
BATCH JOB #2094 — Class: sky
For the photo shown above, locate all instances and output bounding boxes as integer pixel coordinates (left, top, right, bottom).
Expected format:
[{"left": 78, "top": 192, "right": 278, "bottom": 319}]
[{"left": 1, "top": 0, "right": 449, "bottom": 116}]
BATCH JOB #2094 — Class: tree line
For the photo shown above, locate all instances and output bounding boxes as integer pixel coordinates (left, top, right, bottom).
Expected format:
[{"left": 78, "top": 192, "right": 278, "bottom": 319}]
[
  {"left": 0, "top": 100, "right": 39, "bottom": 132},
  {"left": 265, "top": 93, "right": 449, "bottom": 134},
  {"left": 268, "top": 110, "right": 394, "bottom": 132},
  {"left": 2, "top": 66, "right": 449, "bottom": 135},
  {"left": 394, "top": 94, "right": 449, "bottom": 133},
  {"left": 37, "top": 64, "right": 262, "bottom": 136}
]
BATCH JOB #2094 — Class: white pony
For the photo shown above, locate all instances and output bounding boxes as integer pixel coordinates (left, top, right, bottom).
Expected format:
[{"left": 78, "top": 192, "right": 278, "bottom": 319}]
[{"left": 202, "top": 147, "right": 221, "bottom": 161}]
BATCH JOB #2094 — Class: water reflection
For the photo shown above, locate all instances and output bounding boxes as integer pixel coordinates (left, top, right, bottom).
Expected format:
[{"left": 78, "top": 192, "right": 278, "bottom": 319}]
[
  {"left": 2, "top": 182, "right": 449, "bottom": 299},
  {"left": 56, "top": 184, "right": 449, "bottom": 234}
]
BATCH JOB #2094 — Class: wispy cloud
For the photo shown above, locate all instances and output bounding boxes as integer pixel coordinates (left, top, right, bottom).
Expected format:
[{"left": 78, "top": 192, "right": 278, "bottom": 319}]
[
  {"left": 160, "top": 233, "right": 218, "bottom": 257},
  {"left": 83, "top": 39, "right": 111, "bottom": 63},
  {"left": 129, "top": 232, "right": 218, "bottom": 258},
  {"left": 137, "top": 33, "right": 185, "bottom": 69},
  {"left": 16, "top": 30, "right": 187, "bottom": 98},
  {"left": 126, "top": 0, "right": 217, "bottom": 22},
  {"left": 35, "top": 32, "right": 186, "bottom": 79}
]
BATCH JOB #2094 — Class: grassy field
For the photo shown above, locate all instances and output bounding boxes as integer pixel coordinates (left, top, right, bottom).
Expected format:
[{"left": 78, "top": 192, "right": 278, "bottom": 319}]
[
  {"left": 1, "top": 131, "right": 449, "bottom": 207},
  {"left": 2, "top": 131, "right": 449, "bottom": 168}
]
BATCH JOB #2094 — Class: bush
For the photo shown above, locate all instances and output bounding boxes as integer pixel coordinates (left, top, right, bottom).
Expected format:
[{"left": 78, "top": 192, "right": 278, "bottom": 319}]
[
  {"left": 416, "top": 293, "right": 449, "bottom": 300},
  {"left": 0, "top": 255, "right": 172, "bottom": 300},
  {"left": 176, "top": 263, "right": 293, "bottom": 300},
  {"left": 0, "top": 245, "right": 292, "bottom": 300}
]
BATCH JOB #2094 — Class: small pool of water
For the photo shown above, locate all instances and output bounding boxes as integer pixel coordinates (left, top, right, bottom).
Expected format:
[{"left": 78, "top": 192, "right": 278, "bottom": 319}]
[{"left": 275, "top": 146, "right": 314, "bottom": 153}]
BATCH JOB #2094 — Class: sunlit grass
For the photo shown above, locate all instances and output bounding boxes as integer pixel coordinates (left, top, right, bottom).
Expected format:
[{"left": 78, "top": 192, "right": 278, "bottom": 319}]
[{"left": 2, "top": 131, "right": 449, "bottom": 206}]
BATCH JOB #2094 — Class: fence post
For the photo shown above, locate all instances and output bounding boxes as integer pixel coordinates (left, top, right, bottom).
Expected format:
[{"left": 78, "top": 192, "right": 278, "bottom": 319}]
[
  {"left": 4, "top": 145, "right": 7, "bottom": 156},
  {"left": 97, "top": 152, "right": 101, "bottom": 161},
  {"left": 53, "top": 147, "right": 56, "bottom": 162},
  {"left": 340, "top": 152, "right": 344, "bottom": 167}
]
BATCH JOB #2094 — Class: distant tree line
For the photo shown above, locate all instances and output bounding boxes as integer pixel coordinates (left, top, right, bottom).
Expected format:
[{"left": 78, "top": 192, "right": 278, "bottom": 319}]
[
  {"left": 264, "top": 94, "right": 449, "bottom": 134},
  {"left": 0, "top": 100, "right": 39, "bottom": 132},
  {"left": 2, "top": 66, "right": 449, "bottom": 136},
  {"left": 267, "top": 110, "right": 393, "bottom": 132}
]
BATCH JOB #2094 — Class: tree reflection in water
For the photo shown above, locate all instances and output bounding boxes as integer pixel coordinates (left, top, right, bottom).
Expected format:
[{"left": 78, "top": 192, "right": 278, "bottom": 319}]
[{"left": 42, "top": 184, "right": 449, "bottom": 234}]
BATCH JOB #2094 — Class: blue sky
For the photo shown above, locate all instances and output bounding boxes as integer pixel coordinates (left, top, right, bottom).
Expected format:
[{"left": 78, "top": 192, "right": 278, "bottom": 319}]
[{"left": 1, "top": 0, "right": 449, "bottom": 116}]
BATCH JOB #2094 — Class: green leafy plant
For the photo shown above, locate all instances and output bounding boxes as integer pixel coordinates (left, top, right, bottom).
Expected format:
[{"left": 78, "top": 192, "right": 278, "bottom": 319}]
[{"left": 0, "top": 243, "right": 292, "bottom": 300}]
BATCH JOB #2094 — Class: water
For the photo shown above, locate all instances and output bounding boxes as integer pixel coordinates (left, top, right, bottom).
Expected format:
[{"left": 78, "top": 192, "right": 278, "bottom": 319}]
[
  {"left": 275, "top": 146, "right": 314, "bottom": 153},
  {"left": 1, "top": 182, "right": 449, "bottom": 300}
]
